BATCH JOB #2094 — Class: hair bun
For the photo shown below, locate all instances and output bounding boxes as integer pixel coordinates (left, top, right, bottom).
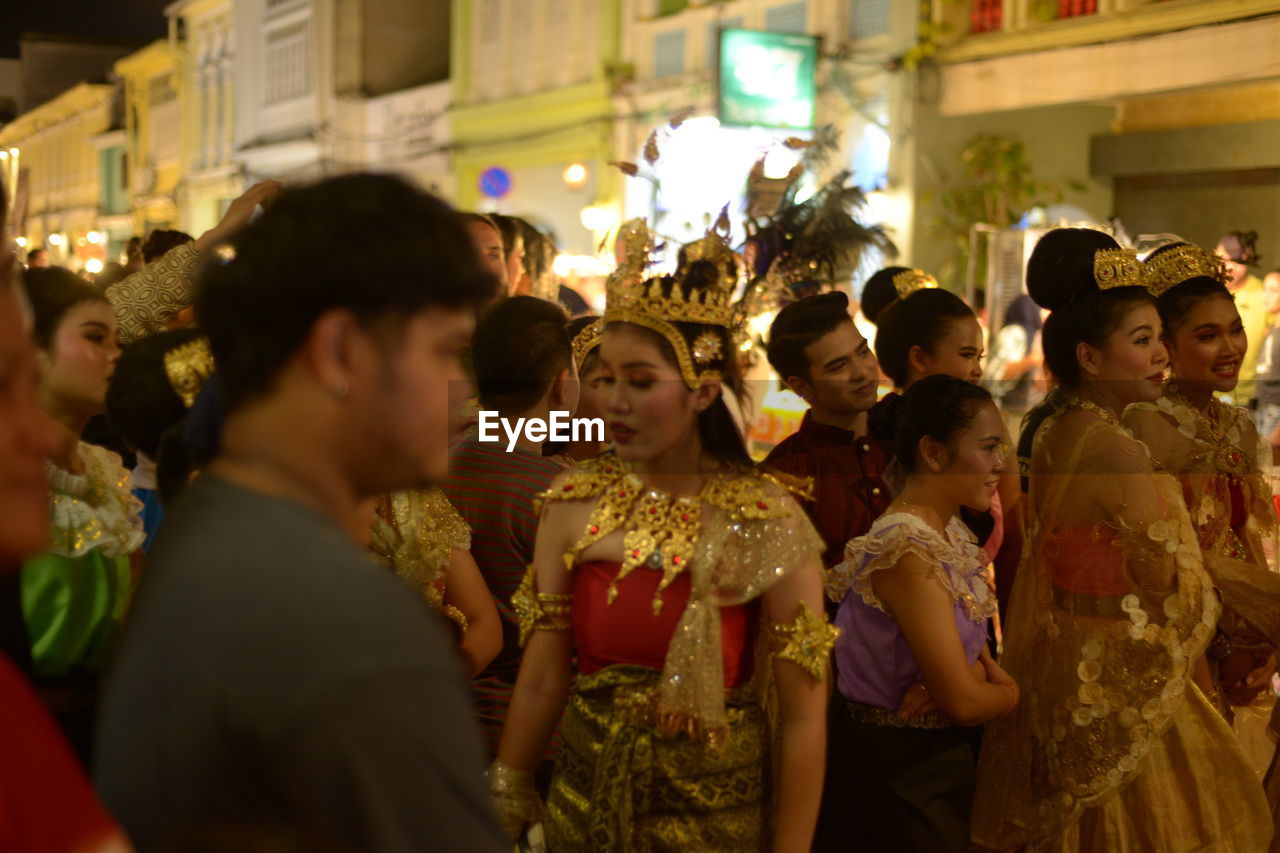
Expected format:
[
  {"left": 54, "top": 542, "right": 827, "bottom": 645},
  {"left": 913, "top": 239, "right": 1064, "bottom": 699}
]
[
  {"left": 867, "top": 391, "right": 903, "bottom": 443},
  {"left": 1025, "top": 228, "right": 1121, "bottom": 312}
]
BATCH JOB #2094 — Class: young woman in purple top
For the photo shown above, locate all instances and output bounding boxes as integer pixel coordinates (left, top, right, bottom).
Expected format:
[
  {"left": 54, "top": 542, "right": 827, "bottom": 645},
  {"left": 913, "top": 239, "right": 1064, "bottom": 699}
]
[{"left": 813, "top": 374, "right": 1019, "bottom": 853}]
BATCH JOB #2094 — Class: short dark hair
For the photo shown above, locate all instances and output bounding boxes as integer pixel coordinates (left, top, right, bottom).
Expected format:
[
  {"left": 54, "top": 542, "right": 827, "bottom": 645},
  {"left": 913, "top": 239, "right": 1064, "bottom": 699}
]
[
  {"left": 490, "top": 214, "right": 521, "bottom": 261},
  {"left": 142, "top": 229, "right": 194, "bottom": 263},
  {"left": 472, "top": 295, "right": 570, "bottom": 412},
  {"left": 107, "top": 329, "right": 207, "bottom": 458},
  {"left": 873, "top": 287, "right": 974, "bottom": 387},
  {"left": 26, "top": 248, "right": 47, "bottom": 262},
  {"left": 196, "top": 174, "right": 498, "bottom": 411},
  {"left": 766, "top": 291, "right": 853, "bottom": 381},
  {"left": 20, "top": 266, "right": 108, "bottom": 350},
  {"left": 460, "top": 212, "right": 502, "bottom": 243},
  {"left": 882, "top": 374, "right": 994, "bottom": 474}
]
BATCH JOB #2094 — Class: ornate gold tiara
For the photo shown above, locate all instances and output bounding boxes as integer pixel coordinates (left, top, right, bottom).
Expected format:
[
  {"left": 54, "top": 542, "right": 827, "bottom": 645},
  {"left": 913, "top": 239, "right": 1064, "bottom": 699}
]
[
  {"left": 892, "top": 268, "right": 938, "bottom": 299},
  {"left": 163, "top": 337, "right": 215, "bottom": 408},
  {"left": 603, "top": 219, "right": 737, "bottom": 388},
  {"left": 1141, "top": 244, "right": 1229, "bottom": 298},
  {"left": 1093, "top": 249, "right": 1143, "bottom": 290},
  {"left": 571, "top": 318, "right": 603, "bottom": 371}
]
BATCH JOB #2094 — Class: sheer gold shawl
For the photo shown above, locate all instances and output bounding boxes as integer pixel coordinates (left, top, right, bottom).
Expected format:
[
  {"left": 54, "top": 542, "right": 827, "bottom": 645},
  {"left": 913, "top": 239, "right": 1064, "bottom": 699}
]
[
  {"left": 1124, "top": 392, "right": 1280, "bottom": 649},
  {"left": 971, "top": 403, "right": 1219, "bottom": 848}
]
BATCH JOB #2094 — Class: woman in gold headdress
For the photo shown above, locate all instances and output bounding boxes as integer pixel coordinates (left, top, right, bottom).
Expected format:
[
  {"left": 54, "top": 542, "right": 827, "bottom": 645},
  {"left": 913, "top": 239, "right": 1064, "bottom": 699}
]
[
  {"left": 487, "top": 222, "right": 836, "bottom": 852},
  {"left": 1123, "top": 241, "right": 1280, "bottom": 775},
  {"left": 971, "top": 229, "right": 1271, "bottom": 851}
]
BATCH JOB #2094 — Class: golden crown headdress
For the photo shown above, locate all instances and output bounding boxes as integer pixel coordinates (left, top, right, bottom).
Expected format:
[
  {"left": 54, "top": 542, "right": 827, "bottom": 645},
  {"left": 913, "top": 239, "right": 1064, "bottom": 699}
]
[
  {"left": 1141, "top": 244, "right": 1229, "bottom": 298},
  {"left": 603, "top": 218, "right": 738, "bottom": 388},
  {"left": 163, "top": 336, "right": 216, "bottom": 408},
  {"left": 892, "top": 268, "right": 939, "bottom": 299},
  {"left": 571, "top": 318, "right": 603, "bottom": 371},
  {"left": 1092, "top": 249, "right": 1143, "bottom": 290}
]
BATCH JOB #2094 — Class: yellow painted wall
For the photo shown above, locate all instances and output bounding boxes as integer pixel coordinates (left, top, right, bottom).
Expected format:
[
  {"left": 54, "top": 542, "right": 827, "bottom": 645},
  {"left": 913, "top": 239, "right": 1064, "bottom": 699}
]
[
  {"left": 0, "top": 83, "right": 113, "bottom": 262},
  {"left": 1117, "top": 80, "right": 1280, "bottom": 134}
]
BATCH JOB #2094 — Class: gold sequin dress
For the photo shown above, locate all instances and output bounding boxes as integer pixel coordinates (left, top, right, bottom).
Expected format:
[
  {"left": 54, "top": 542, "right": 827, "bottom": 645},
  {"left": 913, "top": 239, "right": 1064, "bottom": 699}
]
[
  {"left": 515, "top": 455, "right": 834, "bottom": 851},
  {"left": 1126, "top": 385, "right": 1280, "bottom": 775},
  {"left": 370, "top": 488, "right": 471, "bottom": 634},
  {"left": 971, "top": 402, "right": 1272, "bottom": 852}
]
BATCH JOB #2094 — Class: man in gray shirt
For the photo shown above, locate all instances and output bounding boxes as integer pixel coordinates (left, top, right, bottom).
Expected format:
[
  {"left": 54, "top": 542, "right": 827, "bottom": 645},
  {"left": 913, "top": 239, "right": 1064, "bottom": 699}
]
[{"left": 95, "top": 174, "right": 506, "bottom": 851}]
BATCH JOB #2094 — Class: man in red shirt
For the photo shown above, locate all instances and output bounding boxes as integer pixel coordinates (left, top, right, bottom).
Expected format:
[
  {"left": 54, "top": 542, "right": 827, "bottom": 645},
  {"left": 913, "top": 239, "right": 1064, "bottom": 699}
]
[
  {"left": 0, "top": 180, "right": 130, "bottom": 852},
  {"left": 764, "top": 292, "right": 893, "bottom": 574}
]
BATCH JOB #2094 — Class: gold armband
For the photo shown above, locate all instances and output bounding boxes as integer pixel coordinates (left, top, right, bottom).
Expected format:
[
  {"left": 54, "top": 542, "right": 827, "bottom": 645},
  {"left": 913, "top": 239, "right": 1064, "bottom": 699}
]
[
  {"left": 769, "top": 602, "right": 840, "bottom": 682},
  {"left": 512, "top": 565, "right": 573, "bottom": 647}
]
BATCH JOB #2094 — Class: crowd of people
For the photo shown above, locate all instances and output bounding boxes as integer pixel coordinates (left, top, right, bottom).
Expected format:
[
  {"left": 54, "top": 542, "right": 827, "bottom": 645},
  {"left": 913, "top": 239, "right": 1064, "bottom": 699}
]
[{"left": 4, "top": 162, "right": 1280, "bottom": 853}]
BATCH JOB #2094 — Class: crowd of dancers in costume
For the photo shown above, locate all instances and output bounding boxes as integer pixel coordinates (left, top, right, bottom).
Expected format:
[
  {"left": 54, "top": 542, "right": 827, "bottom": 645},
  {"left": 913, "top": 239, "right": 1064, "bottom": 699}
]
[{"left": 5, "top": 148, "right": 1280, "bottom": 852}]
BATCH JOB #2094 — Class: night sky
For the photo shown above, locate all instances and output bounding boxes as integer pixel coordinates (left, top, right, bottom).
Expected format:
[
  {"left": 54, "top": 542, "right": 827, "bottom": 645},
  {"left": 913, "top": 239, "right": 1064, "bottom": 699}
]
[{"left": 0, "top": 0, "right": 170, "bottom": 57}]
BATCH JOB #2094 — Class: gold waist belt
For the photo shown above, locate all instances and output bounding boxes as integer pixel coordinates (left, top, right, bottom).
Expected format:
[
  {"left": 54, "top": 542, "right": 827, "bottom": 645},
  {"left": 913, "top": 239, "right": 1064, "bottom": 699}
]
[{"left": 840, "top": 698, "right": 955, "bottom": 730}]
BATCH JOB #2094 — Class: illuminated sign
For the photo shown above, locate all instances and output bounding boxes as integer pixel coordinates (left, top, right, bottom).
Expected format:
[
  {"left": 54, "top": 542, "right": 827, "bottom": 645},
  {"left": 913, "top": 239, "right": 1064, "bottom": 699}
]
[{"left": 717, "top": 28, "right": 818, "bottom": 131}]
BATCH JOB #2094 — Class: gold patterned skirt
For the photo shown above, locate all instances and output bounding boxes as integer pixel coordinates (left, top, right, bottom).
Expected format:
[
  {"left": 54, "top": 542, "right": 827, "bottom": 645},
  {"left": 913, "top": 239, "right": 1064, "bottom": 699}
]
[{"left": 545, "top": 665, "right": 768, "bottom": 853}]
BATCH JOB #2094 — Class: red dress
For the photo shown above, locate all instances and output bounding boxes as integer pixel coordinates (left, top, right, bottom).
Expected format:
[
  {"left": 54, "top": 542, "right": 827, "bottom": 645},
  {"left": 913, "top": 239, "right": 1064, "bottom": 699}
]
[{"left": 573, "top": 561, "right": 757, "bottom": 687}]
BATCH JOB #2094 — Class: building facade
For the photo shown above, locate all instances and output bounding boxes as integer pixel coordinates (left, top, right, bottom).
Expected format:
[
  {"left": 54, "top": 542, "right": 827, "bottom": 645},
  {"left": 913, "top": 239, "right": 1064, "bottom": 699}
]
[
  {"left": 167, "top": 0, "right": 243, "bottom": 236},
  {"left": 0, "top": 82, "right": 116, "bottom": 269},
  {"left": 115, "top": 40, "right": 184, "bottom": 235},
  {"left": 231, "top": 0, "right": 452, "bottom": 189},
  {"left": 451, "top": 0, "right": 623, "bottom": 255},
  {"left": 913, "top": 0, "right": 1280, "bottom": 285}
]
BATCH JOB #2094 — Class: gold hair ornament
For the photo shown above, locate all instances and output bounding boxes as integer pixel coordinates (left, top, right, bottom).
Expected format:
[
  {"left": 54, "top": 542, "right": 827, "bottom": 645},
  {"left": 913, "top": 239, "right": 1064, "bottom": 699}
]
[
  {"left": 1092, "top": 249, "right": 1143, "bottom": 290},
  {"left": 603, "top": 219, "right": 737, "bottom": 389},
  {"left": 163, "top": 337, "right": 215, "bottom": 408},
  {"left": 571, "top": 318, "right": 603, "bottom": 371},
  {"left": 1141, "top": 245, "right": 1230, "bottom": 298},
  {"left": 892, "top": 268, "right": 938, "bottom": 299}
]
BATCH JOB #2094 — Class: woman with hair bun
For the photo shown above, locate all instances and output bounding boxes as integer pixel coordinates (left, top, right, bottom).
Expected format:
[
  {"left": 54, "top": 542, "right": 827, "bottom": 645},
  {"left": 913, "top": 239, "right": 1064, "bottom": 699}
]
[
  {"left": 1121, "top": 241, "right": 1280, "bottom": 773},
  {"left": 971, "top": 228, "right": 1270, "bottom": 851},
  {"left": 870, "top": 285, "right": 1021, "bottom": 580},
  {"left": 816, "top": 375, "right": 1015, "bottom": 853}
]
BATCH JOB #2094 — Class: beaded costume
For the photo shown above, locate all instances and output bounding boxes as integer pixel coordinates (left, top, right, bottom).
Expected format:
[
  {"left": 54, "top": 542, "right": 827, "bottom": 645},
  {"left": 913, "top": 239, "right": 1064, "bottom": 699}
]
[
  {"left": 503, "top": 220, "right": 837, "bottom": 851},
  {"left": 1125, "top": 385, "right": 1280, "bottom": 776},
  {"left": 971, "top": 400, "right": 1271, "bottom": 851},
  {"left": 515, "top": 454, "right": 833, "bottom": 850},
  {"left": 370, "top": 488, "right": 470, "bottom": 634}
]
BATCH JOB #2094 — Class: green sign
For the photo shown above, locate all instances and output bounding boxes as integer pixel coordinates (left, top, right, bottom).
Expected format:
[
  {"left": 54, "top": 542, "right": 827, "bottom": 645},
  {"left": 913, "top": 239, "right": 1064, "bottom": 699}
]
[{"left": 718, "top": 28, "right": 818, "bottom": 131}]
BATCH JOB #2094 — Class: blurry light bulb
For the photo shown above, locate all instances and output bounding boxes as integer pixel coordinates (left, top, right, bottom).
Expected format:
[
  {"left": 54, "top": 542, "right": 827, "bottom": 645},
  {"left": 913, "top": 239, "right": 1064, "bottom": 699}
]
[
  {"left": 85, "top": 258, "right": 104, "bottom": 274},
  {"left": 15, "top": 236, "right": 26, "bottom": 248},
  {"left": 87, "top": 230, "right": 103, "bottom": 244},
  {"left": 564, "top": 163, "right": 588, "bottom": 188},
  {"left": 47, "top": 233, "right": 64, "bottom": 247}
]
